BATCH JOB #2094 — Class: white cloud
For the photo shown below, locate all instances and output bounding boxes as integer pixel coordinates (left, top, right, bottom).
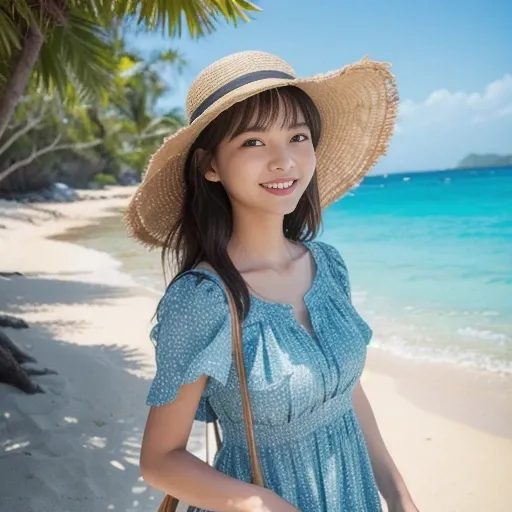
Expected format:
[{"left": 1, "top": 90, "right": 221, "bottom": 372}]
[
  {"left": 398, "top": 74, "right": 512, "bottom": 129},
  {"left": 376, "top": 75, "right": 512, "bottom": 173}
]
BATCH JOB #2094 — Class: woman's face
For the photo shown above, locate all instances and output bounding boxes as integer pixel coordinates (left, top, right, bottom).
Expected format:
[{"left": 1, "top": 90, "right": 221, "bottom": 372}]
[{"left": 205, "top": 101, "right": 316, "bottom": 217}]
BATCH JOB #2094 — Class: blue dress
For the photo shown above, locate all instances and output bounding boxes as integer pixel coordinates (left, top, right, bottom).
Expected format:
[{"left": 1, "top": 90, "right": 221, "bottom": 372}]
[{"left": 146, "top": 241, "right": 381, "bottom": 511}]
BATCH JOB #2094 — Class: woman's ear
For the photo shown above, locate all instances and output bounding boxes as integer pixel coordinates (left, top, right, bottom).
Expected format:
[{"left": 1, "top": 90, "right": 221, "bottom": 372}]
[{"left": 194, "top": 148, "right": 220, "bottom": 183}]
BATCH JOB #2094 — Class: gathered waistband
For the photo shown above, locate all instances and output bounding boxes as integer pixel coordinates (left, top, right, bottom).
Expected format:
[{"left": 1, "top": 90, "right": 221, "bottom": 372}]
[{"left": 220, "top": 393, "right": 354, "bottom": 447}]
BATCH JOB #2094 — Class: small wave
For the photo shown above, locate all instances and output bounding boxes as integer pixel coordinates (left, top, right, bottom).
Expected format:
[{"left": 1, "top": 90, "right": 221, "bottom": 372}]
[
  {"left": 371, "top": 335, "right": 512, "bottom": 375},
  {"left": 77, "top": 246, "right": 137, "bottom": 288},
  {"left": 351, "top": 290, "right": 368, "bottom": 305},
  {"left": 135, "top": 275, "right": 165, "bottom": 296},
  {"left": 457, "top": 327, "right": 511, "bottom": 343},
  {"left": 403, "top": 305, "right": 424, "bottom": 313}
]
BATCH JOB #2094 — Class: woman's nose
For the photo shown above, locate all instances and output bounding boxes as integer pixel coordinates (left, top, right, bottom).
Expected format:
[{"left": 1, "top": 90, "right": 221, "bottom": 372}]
[{"left": 268, "top": 148, "right": 295, "bottom": 172}]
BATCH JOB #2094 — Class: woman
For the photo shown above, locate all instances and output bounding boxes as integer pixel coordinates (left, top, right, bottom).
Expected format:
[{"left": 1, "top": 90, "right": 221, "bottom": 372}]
[{"left": 126, "top": 51, "right": 418, "bottom": 511}]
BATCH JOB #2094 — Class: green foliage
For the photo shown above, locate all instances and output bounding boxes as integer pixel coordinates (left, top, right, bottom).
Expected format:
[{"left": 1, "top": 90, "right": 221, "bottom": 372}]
[
  {"left": 0, "top": 0, "right": 259, "bottom": 99},
  {"left": 34, "top": 10, "right": 117, "bottom": 102},
  {"left": 0, "top": 90, "right": 105, "bottom": 192},
  {"left": 0, "top": 45, "right": 187, "bottom": 193},
  {"left": 0, "top": 1, "right": 117, "bottom": 99},
  {"left": 115, "top": 0, "right": 260, "bottom": 38},
  {"left": 93, "top": 172, "right": 117, "bottom": 186},
  {"left": 0, "top": 0, "right": 262, "bottom": 192},
  {"left": 456, "top": 153, "right": 512, "bottom": 169}
]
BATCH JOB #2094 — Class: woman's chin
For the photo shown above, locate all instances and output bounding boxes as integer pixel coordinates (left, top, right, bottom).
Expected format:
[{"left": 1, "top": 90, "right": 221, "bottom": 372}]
[
  {"left": 236, "top": 191, "right": 304, "bottom": 217},
  {"left": 265, "top": 197, "right": 302, "bottom": 216}
]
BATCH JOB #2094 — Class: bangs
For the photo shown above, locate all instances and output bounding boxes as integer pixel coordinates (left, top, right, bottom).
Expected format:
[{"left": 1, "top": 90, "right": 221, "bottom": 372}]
[{"left": 218, "top": 86, "right": 321, "bottom": 147}]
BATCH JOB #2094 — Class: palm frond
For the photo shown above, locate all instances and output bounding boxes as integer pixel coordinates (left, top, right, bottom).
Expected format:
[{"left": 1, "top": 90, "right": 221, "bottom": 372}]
[
  {"left": 116, "top": 0, "right": 261, "bottom": 38},
  {"left": 0, "top": 10, "right": 22, "bottom": 58},
  {"left": 34, "top": 9, "right": 116, "bottom": 102},
  {"left": 151, "top": 49, "right": 187, "bottom": 72}
]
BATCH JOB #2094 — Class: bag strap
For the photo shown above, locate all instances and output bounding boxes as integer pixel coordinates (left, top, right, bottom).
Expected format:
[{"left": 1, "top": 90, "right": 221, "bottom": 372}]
[
  {"left": 224, "top": 286, "right": 265, "bottom": 487},
  {"left": 157, "top": 273, "right": 264, "bottom": 512},
  {"left": 177, "top": 269, "right": 265, "bottom": 487}
]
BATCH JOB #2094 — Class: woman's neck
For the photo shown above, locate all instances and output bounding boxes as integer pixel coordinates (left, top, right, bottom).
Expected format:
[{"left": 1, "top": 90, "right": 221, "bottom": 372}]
[{"left": 228, "top": 211, "right": 294, "bottom": 273}]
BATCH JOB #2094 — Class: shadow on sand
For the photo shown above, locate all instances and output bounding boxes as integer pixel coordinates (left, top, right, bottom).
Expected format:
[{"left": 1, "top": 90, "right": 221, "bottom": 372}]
[{"left": 0, "top": 274, "right": 205, "bottom": 512}]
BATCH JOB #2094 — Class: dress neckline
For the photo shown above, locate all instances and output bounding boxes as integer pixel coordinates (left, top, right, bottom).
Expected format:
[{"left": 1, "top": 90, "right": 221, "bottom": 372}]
[
  {"left": 248, "top": 240, "right": 320, "bottom": 311},
  {"left": 190, "top": 240, "right": 321, "bottom": 311}
]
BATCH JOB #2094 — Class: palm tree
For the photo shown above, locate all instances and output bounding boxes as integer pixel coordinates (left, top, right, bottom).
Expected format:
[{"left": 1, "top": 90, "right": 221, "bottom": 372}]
[
  {"left": 0, "top": 40, "right": 186, "bottom": 188},
  {"left": 96, "top": 48, "right": 188, "bottom": 176},
  {"left": 0, "top": 1, "right": 260, "bottom": 394},
  {"left": 0, "top": 0, "right": 261, "bottom": 139}
]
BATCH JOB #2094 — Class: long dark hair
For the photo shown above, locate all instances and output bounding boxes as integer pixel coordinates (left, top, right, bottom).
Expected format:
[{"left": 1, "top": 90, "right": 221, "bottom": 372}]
[{"left": 161, "top": 86, "right": 323, "bottom": 319}]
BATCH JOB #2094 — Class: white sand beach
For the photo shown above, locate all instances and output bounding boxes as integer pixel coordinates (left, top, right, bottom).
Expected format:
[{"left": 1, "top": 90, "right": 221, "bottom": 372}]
[{"left": 0, "top": 188, "right": 511, "bottom": 512}]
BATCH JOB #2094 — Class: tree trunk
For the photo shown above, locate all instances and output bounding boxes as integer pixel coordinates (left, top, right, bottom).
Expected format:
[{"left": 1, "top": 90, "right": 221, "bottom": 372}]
[
  {"left": 0, "top": 343, "right": 43, "bottom": 394},
  {"left": 0, "top": 331, "right": 34, "bottom": 364},
  {"left": 0, "top": 24, "right": 44, "bottom": 140},
  {"left": 0, "top": 330, "right": 57, "bottom": 394},
  {"left": 0, "top": 136, "right": 101, "bottom": 184}
]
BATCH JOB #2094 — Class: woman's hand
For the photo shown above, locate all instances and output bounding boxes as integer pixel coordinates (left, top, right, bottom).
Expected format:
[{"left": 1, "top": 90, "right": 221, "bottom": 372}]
[{"left": 235, "top": 488, "right": 300, "bottom": 512}]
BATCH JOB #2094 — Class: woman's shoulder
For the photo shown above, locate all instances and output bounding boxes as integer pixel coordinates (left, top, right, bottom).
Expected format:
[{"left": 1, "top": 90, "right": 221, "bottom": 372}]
[
  {"left": 310, "top": 240, "right": 348, "bottom": 270},
  {"left": 147, "top": 268, "right": 233, "bottom": 409},
  {"left": 155, "top": 268, "right": 228, "bottom": 322},
  {"left": 310, "top": 240, "right": 351, "bottom": 296}
]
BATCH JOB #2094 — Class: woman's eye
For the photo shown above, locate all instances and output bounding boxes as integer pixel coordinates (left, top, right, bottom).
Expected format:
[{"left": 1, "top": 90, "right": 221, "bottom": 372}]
[
  {"left": 242, "top": 139, "right": 263, "bottom": 147},
  {"left": 291, "top": 134, "right": 309, "bottom": 142}
]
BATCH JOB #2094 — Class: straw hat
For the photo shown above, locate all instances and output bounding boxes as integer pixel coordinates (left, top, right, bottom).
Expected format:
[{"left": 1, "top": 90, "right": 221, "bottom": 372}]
[{"left": 124, "top": 51, "right": 399, "bottom": 248}]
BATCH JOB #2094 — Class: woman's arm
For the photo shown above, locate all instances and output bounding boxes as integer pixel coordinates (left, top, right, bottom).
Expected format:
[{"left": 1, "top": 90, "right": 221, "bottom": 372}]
[
  {"left": 141, "top": 375, "right": 299, "bottom": 512},
  {"left": 352, "top": 379, "right": 419, "bottom": 512}
]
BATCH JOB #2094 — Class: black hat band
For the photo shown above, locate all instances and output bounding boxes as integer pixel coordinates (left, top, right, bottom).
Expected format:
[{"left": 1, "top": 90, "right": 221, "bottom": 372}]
[{"left": 190, "top": 70, "right": 295, "bottom": 123}]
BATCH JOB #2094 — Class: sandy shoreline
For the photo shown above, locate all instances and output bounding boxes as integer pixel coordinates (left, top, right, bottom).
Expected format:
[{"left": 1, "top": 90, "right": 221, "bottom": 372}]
[{"left": 0, "top": 188, "right": 511, "bottom": 512}]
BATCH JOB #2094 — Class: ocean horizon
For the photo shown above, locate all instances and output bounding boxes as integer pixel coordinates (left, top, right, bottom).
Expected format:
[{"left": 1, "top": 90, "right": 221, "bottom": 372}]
[{"left": 54, "top": 166, "right": 512, "bottom": 375}]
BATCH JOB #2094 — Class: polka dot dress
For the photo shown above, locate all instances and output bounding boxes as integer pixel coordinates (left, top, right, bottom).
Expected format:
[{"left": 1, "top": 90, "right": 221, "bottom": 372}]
[{"left": 147, "top": 241, "right": 382, "bottom": 511}]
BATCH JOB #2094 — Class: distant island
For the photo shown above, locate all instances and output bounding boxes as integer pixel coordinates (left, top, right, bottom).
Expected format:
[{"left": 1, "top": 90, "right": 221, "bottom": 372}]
[{"left": 455, "top": 153, "right": 512, "bottom": 169}]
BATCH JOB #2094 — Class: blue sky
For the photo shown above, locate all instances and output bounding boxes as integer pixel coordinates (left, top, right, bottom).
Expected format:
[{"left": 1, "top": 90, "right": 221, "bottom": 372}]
[{"left": 128, "top": 0, "right": 512, "bottom": 174}]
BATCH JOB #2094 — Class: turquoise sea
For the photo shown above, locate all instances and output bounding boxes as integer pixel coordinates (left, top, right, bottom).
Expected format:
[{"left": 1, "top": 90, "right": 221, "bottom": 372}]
[{"left": 58, "top": 167, "right": 512, "bottom": 375}]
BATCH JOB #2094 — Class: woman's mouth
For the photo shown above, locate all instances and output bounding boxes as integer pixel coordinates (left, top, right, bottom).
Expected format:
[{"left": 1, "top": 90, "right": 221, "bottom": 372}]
[{"left": 260, "top": 179, "right": 298, "bottom": 196}]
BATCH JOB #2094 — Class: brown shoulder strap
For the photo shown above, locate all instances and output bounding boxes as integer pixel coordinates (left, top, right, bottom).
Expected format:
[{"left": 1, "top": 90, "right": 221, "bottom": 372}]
[
  {"left": 162, "top": 274, "right": 264, "bottom": 512},
  {"left": 224, "top": 288, "right": 265, "bottom": 487},
  {"left": 180, "top": 269, "right": 265, "bottom": 487}
]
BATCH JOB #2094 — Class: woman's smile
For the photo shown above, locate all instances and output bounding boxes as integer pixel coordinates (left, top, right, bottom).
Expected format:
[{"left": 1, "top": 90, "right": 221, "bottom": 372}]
[{"left": 260, "top": 177, "right": 299, "bottom": 195}]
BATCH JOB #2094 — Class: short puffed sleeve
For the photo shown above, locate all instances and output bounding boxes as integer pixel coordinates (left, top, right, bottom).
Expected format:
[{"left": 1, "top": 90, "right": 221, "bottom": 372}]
[
  {"left": 146, "top": 272, "right": 232, "bottom": 420},
  {"left": 315, "top": 241, "right": 373, "bottom": 345},
  {"left": 315, "top": 241, "right": 352, "bottom": 299}
]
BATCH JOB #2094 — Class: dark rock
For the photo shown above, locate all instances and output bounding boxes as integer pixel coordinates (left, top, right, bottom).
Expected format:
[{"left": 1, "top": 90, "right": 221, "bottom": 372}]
[
  {"left": 47, "top": 182, "right": 79, "bottom": 202},
  {"left": 0, "top": 271, "right": 24, "bottom": 278},
  {"left": 5, "top": 183, "right": 80, "bottom": 204},
  {"left": 118, "top": 171, "right": 139, "bottom": 186},
  {"left": 0, "top": 314, "right": 29, "bottom": 329}
]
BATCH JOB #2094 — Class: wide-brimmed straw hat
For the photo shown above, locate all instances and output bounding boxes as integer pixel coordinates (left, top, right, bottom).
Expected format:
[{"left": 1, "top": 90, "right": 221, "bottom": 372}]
[{"left": 124, "top": 50, "right": 399, "bottom": 248}]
